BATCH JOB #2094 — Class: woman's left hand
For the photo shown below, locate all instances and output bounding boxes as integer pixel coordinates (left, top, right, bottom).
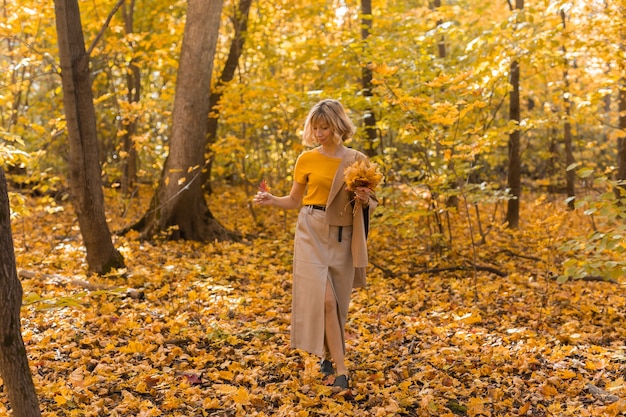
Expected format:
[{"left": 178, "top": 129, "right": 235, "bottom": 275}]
[{"left": 355, "top": 186, "right": 371, "bottom": 204}]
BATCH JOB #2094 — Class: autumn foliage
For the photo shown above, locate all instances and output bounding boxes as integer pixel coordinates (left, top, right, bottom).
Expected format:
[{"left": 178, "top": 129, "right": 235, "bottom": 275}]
[
  {"left": 2, "top": 187, "right": 626, "bottom": 417},
  {"left": 2, "top": 0, "right": 626, "bottom": 415},
  {"left": 344, "top": 160, "right": 383, "bottom": 192}
]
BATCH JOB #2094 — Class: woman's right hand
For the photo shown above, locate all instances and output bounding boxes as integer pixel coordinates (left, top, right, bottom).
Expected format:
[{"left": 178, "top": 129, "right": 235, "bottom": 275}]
[{"left": 253, "top": 191, "right": 273, "bottom": 206}]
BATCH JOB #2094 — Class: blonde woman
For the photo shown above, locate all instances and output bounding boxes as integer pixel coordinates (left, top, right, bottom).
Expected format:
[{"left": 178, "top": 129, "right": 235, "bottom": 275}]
[{"left": 254, "top": 99, "right": 377, "bottom": 390}]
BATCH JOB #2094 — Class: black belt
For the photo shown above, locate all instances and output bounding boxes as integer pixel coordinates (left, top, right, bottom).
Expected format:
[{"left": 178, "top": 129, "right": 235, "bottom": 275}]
[{"left": 305, "top": 205, "right": 341, "bottom": 241}]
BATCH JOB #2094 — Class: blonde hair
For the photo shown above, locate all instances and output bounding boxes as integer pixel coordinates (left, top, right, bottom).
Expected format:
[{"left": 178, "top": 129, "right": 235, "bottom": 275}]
[{"left": 302, "top": 99, "right": 356, "bottom": 147}]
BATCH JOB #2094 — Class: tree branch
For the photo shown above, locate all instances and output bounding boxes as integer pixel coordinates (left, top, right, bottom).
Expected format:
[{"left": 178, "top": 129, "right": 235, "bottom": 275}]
[
  {"left": 410, "top": 265, "right": 508, "bottom": 277},
  {"left": 86, "top": 0, "right": 125, "bottom": 57},
  {"left": 369, "top": 261, "right": 508, "bottom": 278}
]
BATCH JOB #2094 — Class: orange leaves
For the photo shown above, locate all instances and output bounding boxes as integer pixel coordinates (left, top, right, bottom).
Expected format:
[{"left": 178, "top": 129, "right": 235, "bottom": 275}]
[
  {"left": 453, "top": 310, "right": 482, "bottom": 325},
  {"left": 258, "top": 179, "right": 270, "bottom": 193},
  {"left": 213, "top": 384, "right": 255, "bottom": 406},
  {"left": 429, "top": 101, "right": 459, "bottom": 126},
  {"left": 9, "top": 188, "right": 626, "bottom": 417},
  {"left": 119, "top": 340, "right": 157, "bottom": 354},
  {"left": 343, "top": 159, "right": 383, "bottom": 192}
]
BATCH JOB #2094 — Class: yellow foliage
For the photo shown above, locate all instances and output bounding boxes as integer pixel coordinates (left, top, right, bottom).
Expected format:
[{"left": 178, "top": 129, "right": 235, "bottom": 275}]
[
  {"left": 343, "top": 159, "right": 384, "bottom": 192},
  {"left": 8, "top": 184, "right": 626, "bottom": 417}
]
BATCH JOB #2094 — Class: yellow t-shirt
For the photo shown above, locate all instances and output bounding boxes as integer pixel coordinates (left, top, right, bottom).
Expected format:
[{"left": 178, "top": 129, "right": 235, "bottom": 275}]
[{"left": 294, "top": 149, "right": 342, "bottom": 206}]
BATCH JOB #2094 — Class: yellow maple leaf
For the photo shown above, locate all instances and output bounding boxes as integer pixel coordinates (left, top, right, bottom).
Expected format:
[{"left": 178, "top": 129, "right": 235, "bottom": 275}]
[
  {"left": 214, "top": 384, "right": 238, "bottom": 394},
  {"left": 202, "top": 397, "right": 220, "bottom": 409},
  {"left": 119, "top": 340, "right": 156, "bottom": 354},
  {"left": 556, "top": 369, "right": 577, "bottom": 379},
  {"left": 232, "top": 386, "right": 251, "bottom": 406},
  {"left": 467, "top": 396, "right": 491, "bottom": 417},
  {"left": 54, "top": 395, "right": 68, "bottom": 406},
  {"left": 217, "top": 370, "right": 234, "bottom": 380},
  {"left": 540, "top": 383, "right": 558, "bottom": 397}
]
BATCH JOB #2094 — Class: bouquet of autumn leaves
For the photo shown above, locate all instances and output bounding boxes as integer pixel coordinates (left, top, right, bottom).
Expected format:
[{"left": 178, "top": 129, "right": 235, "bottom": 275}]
[{"left": 343, "top": 159, "right": 383, "bottom": 214}]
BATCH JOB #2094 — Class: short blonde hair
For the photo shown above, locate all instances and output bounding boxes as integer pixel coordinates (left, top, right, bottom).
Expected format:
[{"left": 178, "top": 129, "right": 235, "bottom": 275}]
[{"left": 302, "top": 99, "right": 356, "bottom": 147}]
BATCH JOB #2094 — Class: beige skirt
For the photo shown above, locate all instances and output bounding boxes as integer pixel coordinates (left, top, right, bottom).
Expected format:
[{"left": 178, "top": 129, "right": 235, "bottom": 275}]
[{"left": 291, "top": 206, "right": 355, "bottom": 357}]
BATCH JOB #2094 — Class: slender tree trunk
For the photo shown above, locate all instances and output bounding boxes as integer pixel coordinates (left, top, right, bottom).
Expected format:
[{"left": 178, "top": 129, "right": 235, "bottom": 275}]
[
  {"left": 617, "top": 77, "right": 626, "bottom": 184},
  {"left": 547, "top": 129, "right": 558, "bottom": 189},
  {"left": 121, "top": 0, "right": 140, "bottom": 196},
  {"left": 129, "top": 0, "right": 232, "bottom": 241},
  {"left": 431, "top": 0, "right": 459, "bottom": 209},
  {"left": 563, "top": 83, "right": 575, "bottom": 207},
  {"left": 53, "top": 0, "right": 125, "bottom": 274},
  {"left": 0, "top": 168, "right": 42, "bottom": 417},
  {"left": 561, "top": 11, "right": 575, "bottom": 209},
  {"left": 602, "top": 62, "right": 611, "bottom": 149},
  {"left": 505, "top": 0, "right": 524, "bottom": 229},
  {"left": 360, "top": 0, "right": 378, "bottom": 157},
  {"left": 204, "top": 0, "right": 253, "bottom": 194},
  {"left": 433, "top": 0, "right": 447, "bottom": 58},
  {"left": 616, "top": 4, "right": 626, "bottom": 193}
]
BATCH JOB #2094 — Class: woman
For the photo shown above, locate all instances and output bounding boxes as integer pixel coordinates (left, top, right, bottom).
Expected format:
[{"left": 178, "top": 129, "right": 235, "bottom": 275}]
[{"left": 253, "top": 99, "right": 377, "bottom": 390}]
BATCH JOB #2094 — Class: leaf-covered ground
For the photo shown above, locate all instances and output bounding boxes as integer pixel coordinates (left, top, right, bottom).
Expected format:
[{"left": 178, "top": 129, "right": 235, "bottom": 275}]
[{"left": 3, "top": 187, "right": 626, "bottom": 416}]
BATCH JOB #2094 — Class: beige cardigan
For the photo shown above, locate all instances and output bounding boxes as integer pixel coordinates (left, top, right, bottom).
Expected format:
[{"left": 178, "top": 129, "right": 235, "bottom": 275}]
[{"left": 324, "top": 148, "right": 378, "bottom": 288}]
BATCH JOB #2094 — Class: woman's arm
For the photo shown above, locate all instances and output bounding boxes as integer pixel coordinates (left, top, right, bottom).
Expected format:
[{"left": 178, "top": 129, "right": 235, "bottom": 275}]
[{"left": 253, "top": 180, "right": 306, "bottom": 210}]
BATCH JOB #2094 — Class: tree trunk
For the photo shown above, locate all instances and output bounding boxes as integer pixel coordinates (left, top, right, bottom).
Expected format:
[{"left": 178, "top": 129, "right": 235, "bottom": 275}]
[
  {"left": 431, "top": 0, "right": 459, "bottom": 209},
  {"left": 130, "top": 0, "right": 232, "bottom": 241},
  {"left": 0, "top": 168, "right": 42, "bottom": 417},
  {"left": 360, "top": 0, "right": 378, "bottom": 158},
  {"left": 615, "top": 4, "right": 626, "bottom": 195},
  {"left": 561, "top": 11, "right": 575, "bottom": 209},
  {"left": 618, "top": 77, "right": 626, "bottom": 185},
  {"left": 204, "top": 0, "right": 253, "bottom": 194},
  {"left": 53, "top": 0, "right": 125, "bottom": 274},
  {"left": 121, "top": 0, "right": 140, "bottom": 196},
  {"left": 432, "top": 0, "right": 447, "bottom": 58},
  {"left": 505, "top": 0, "right": 524, "bottom": 229}
]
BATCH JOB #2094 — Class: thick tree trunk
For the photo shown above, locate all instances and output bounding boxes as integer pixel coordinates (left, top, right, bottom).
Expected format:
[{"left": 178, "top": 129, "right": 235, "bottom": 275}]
[
  {"left": 121, "top": 0, "right": 140, "bottom": 196},
  {"left": 54, "top": 0, "right": 125, "bottom": 274},
  {"left": 204, "top": 0, "right": 253, "bottom": 194},
  {"left": 0, "top": 168, "right": 42, "bottom": 417},
  {"left": 131, "top": 0, "right": 231, "bottom": 241},
  {"left": 505, "top": 0, "right": 524, "bottom": 229},
  {"left": 360, "top": 0, "right": 378, "bottom": 158}
]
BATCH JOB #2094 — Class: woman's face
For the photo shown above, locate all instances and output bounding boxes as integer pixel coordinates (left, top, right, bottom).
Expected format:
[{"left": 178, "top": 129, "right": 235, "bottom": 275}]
[{"left": 313, "top": 122, "right": 335, "bottom": 145}]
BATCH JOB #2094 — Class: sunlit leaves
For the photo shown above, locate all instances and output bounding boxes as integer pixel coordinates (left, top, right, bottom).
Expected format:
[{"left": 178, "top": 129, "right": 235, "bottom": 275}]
[
  {"left": 4, "top": 186, "right": 626, "bottom": 416},
  {"left": 558, "top": 175, "right": 626, "bottom": 281}
]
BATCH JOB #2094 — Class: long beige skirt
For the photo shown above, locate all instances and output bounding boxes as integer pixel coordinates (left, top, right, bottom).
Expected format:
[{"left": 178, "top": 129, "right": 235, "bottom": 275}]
[{"left": 291, "top": 206, "right": 355, "bottom": 357}]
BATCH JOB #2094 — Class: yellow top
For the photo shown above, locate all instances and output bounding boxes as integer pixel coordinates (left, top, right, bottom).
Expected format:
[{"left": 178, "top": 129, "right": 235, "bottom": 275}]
[{"left": 294, "top": 149, "right": 342, "bottom": 206}]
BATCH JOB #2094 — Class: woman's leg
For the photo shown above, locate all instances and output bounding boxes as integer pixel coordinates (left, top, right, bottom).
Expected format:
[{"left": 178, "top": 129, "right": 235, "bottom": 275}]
[{"left": 324, "top": 280, "right": 347, "bottom": 376}]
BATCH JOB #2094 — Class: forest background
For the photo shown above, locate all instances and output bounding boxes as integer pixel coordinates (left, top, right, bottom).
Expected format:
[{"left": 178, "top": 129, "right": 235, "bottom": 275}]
[{"left": 1, "top": 0, "right": 626, "bottom": 416}]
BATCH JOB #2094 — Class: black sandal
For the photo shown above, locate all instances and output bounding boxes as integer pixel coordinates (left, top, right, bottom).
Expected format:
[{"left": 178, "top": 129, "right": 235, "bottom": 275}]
[
  {"left": 320, "top": 359, "right": 334, "bottom": 377},
  {"left": 332, "top": 374, "right": 349, "bottom": 390}
]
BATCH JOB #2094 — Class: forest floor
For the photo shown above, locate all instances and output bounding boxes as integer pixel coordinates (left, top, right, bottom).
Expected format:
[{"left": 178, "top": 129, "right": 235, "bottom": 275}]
[{"left": 2, "top": 185, "right": 626, "bottom": 417}]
